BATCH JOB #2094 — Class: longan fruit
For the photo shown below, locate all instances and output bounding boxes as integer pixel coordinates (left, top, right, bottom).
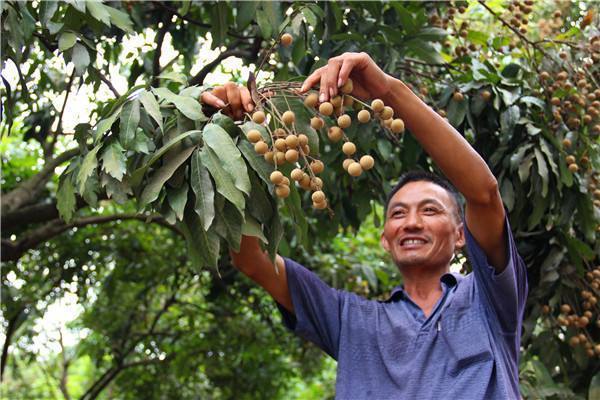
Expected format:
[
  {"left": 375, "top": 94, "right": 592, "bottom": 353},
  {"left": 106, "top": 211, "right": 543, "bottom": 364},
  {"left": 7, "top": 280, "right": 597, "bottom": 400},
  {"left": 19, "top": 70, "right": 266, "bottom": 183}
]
[
  {"left": 342, "top": 141, "right": 356, "bottom": 155},
  {"left": 562, "top": 138, "right": 572, "bottom": 148},
  {"left": 343, "top": 96, "right": 354, "bottom": 107},
  {"left": 274, "top": 138, "right": 287, "bottom": 151},
  {"left": 340, "top": 79, "right": 353, "bottom": 94},
  {"left": 313, "top": 200, "right": 328, "bottom": 210},
  {"left": 310, "top": 160, "right": 324, "bottom": 174},
  {"left": 275, "top": 185, "right": 290, "bottom": 198},
  {"left": 301, "top": 144, "right": 310, "bottom": 155},
  {"left": 299, "top": 173, "right": 311, "bottom": 188},
  {"left": 371, "top": 99, "right": 385, "bottom": 113},
  {"left": 304, "top": 93, "right": 319, "bottom": 108},
  {"left": 254, "top": 141, "right": 268, "bottom": 154},
  {"left": 319, "top": 102, "right": 334, "bottom": 116},
  {"left": 565, "top": 155, "right": 576, "bottom": 165},
  {"left": 274, "top": 151, "right": 286, "bottom": 165},
  {"left": 481, "top": 90, "right": 492, "bottom": 102},
  {"left": 280, "top": 33, "right": 293, "bottom": 47},
  {"left": 383, "top": 118, "right": 393, "bottom": 128},
  {"left": 285, "top": 149, "right": 299, "bottom": 163},
  {"left": 540, "top": 71, "right": 550, "bottom": 80},
  {"left": 285, "top": 134, "right": 299, "bottom": 148},
  {"left": 298, "top": 134, "right": 309, "bottom": 146},
  {"left": 291, "top": 168, "right": 304, "bottom": 181},
  {"left": 391, "top": 119, "right": 405, "bottom": 134},
  {"left": 270, "top": 171, "right": 284, "bottom": 185},
  {"left": 359, "top": 155, "right": 375, "bottom": 170},
  {"left": 312, "top": 190, "right": 326, "bottom": 203},
  {"left": 380, "top": 106, "right": 394, "bottom": 120},
  {"left": 264, "top": 151, "right": 274, "bottom": 163},
  {"left": 348, "top": 162, "right": 363, "bottom": 177},
  {"left": 273, "top": 128, "right": 286, "bottom": 138},
  {"left": 247, "top": 129, "right": 262, "bottom": 143},
  {"left": 550, "top": 97, "right": 561, "bottom": 106},
  {"left": 357, "top": 110, "right": 371, "bottom": 123},
  {"left": 453, "top": 92, "right": 464, "bottom": 102},
  {"left": 252, "top": 111, "right": 266, "bottom": 124},
  {"left": 568, "top": 163, "right": 579, "bottom": 173},
  {"left": 338, "top": 114, "right": 351, "bottom": 129},
  {"left": 561, "top": 304, "right": 572, "bottom": 314},
  {"left": 331, "top": 96, "right": 343, "bottom": 108},
  {"left": 342, "top": 158, "right": 353, "bottom": 170},
  {"left": 310, "top": 177, "right": 323, "bottom": 191},
  {"left": 328, "top": 126, "right": 344, "bottom": 142},
  {"left": 282, "top": 176, "right": 290, "bottom": 186},
  {"left": 311, "top": 116, "right": 324, "bottom": 129},
  {"left": 282, "top": 110, "right": 295, "bottom": 126}
]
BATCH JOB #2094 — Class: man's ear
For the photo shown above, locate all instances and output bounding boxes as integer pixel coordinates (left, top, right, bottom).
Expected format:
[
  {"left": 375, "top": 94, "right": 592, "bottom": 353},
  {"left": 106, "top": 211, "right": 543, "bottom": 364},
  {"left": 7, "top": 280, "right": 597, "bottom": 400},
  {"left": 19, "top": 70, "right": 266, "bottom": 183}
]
[
  {"left": 455, "top": 222, "right": 466, "bottom": 250},
  {"left": 381, "top": 232, "right": 390, "bottom": 252}
]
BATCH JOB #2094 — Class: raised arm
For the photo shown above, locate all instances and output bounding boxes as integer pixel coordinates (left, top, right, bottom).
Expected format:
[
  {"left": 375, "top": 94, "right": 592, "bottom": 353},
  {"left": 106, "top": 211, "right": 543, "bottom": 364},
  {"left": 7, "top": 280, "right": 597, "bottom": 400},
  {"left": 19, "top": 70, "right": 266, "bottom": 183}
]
[{"left": 302, "top": 53, "right": 507, "bottom": 272}]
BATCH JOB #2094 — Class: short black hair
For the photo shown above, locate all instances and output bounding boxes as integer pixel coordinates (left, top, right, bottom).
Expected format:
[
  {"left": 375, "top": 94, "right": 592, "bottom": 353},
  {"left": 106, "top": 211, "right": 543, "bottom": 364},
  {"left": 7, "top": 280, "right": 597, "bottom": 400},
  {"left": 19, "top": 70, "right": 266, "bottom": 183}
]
[{"left": 384, "top": 170, "right": 464, "bottom": 222}]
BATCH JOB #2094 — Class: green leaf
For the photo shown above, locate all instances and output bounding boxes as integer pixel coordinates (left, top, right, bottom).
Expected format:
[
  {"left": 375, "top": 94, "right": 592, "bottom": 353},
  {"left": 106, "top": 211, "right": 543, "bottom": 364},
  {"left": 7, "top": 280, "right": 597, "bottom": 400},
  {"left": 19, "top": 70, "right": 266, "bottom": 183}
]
[
  {"left": 130, "top": 130, "right": 200, "bottom": 187},
  {"left": 265, "top": 207, "right": 283, "bottom": 264},
  {"left": 447, "top": 97, "right": 467, "bottom": 127},
  {"left": 242, "top": 214, "right": 268, "bottom": 243},
  {"left": 76, "top": 145, "right": 101, "bottom": 193},
  {"left": 589, "top": 373, "right": 600, "bottom": 400},
  {"left": 139, "top": 146, "right": 195, "bottom": 206},
  {"left": 58, "top": 32, "right": 77, "bottom": 51},
  {"left": 256, "top": 1, "right": 282, "bottom": 38},
  {"left": 106, "top": 6, "right": 133, "bottom": 32},
  {"left": 414, "top": 27, "right": 447, "bottom": 41},
  {"left": 392, "top": 4, "right": 416, "bottom": 34},
  {"left": 157, "top": 71, "right": 187, "bottom": 84},
  {"left": 100, "top": 142, "right": 126, "bottom": 181},
  {"left": 200, "top": 147, "right": 245, "bottom": 216},
  {"left": 466, "top": 30, "right": 488, "bottom": 46},
  {"left": 216, "top": 199, "right": 244, "bottom": 252},
  {"left": 236, "top": 1, "right": 256, "bottom": 29},
  {"left": 40, "top": 1, "right": 59, "bottom": 26},
  {"left": 181, "top": 209, "right": 220, "bottom": 269},
  {"left": 138, "top": 90, "right": 163, "bottom": 132},
  {"left": 238, "top": 140, "right": 273, "bottom": 185},
  {"left": 57, "top": 174, "right": 76, "bottom": 222},
  {"left": 119, "top": 99, "right": 140, "bottom": 148},
  {"left": 153, "top": 87, "right": 205, "bottom": 121},
  {"left": 518, "top": 153, "right": 533, "bottom": 183},
  {"left": 202, "top": 124, "right": 251, "bottom": 195},
  {"left": 86, "top": 1, "right": 111, "bottom": 25},
  {"left": 101, "top": 173, "right": 132, "bottom": 204},
  {"left": 190, "top": 149, "right": 215, "bottom": 231},
  {"left": 72, "top": 43, "right": 90, "bottom": 76},
  {"left": 533, "top": 148, "right": 549, "bottom": 198},
  {"left": 405, "top": 39, "right": 445, "bottom": 64},
  {"left": 93, "top": 106, "right": 123, "bottom": 142},
  {"left": 500, "top": 105, "right": 520, "bottom": 136},
  {"left": 167, "top": 185, "right": 188, "bottom": 221}
]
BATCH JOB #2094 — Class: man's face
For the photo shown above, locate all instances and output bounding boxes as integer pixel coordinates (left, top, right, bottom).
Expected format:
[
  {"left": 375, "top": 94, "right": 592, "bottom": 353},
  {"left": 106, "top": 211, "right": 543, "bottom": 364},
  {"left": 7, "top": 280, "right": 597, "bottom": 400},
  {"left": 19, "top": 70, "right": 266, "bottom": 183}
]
[{"left": 381, "top": 181, "right": 465, "bottom": 271}]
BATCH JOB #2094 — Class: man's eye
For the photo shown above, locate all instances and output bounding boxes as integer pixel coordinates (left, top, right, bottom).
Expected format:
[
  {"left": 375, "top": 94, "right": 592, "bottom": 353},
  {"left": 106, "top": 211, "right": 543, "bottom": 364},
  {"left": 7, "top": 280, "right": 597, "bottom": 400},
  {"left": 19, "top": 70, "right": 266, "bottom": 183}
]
[
  {"left": 423, "top": 207, "right": 437, "bottom": 214},
  {"left": 392, "top": 210, "right": 405, "bottom": 217}
]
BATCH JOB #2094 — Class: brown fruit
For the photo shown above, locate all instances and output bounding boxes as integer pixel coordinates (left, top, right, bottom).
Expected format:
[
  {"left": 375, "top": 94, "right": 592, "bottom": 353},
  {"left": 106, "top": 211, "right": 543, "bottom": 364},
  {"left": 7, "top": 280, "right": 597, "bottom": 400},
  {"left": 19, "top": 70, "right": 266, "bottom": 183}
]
[
  {"left": 247, "top": 129, "right": 262, "bottom": 143},
  {"left": 313, "top": 200, "right": 328, "bottom": 210},
  {"left": 357, "top": 109, "right": 371, "bottom": 123},
  {"left": 542, "top": 305, "right": 551, "bottom": 314},
  {"left": 285, "top": 134, "right": 299, "bottom": 148},
  {"left": 359, "top": 155, "right": 375, "bottom": 170},
  {"left": 579, "top": 316, "right": 590, "bottom": 327},
  {"left": 340, "top": 79, "right": 353, "bottom": 94},
  {"left": 569, "top": 336, "right": 580, "bottom": 347},
  {"left": 299, "top": 173, "right": 311, "bottom": 188},
  {"left": 311, "top": 116, "right": 324, "bottom": 129},
  {"left": 319, "top": 102, "right": 334, "bottom": 116},
  {"left": 371, "top": 99, "right": 385, "bottom": 113},
  {"left": 328, "top": 126, "right": 344, "bottom": 142},
  {"left": 298, "top": 134, "right": 309, "bottom": 146},
  {"left": 481, "top": 90, "right": 492, "bottom": 102},
  {"left": 568, "top": 163, "right": 579, "bottom": 173},
  {"left": 252, "top": 111, "right": 266, "bottom": 124},
  {"left": 274, "top": 138, "right": 287, "bottom": 151},
  {"left": 312, "top": 190, "right": 326, "bottom": 203},
  {"left": 391, "top": 118, "right": 405, "bottom": 134},
  {"left": 275, "top": 185, "right": 290, "bottom": 198},
  {"left": 285, "top": 149, "right": 299, "bottom": 163},
  {"left": 273, "top": 128, "right": 286, "bottom": 138},
  {"left": 282, "top": 111, "right": 295, "bottom": 125},
  {"left": 453, "top": 92, "right": 464, "bottom": 102},
  {"left": 342, "top": 158, "right": 354, "bottom": 170},
  {"left": 280, "top": 33, "right": 293, "bottom": 47},
  {"left": 264, "top": 151, "right": 274, "bottom": 163},
  {"left": 254, "top": 141, "right": 268, "bottom": 154},
  {"left": 561, "top": 304, "right": 572, "bottom": 314},
  {"left": 338, "top": 114, "right": 351, "bottom": 129},
  {"left": 310, "top": 160, "right": 324, "bottom": 174},
  {"left": 270, "top": 171, "right": 284, "bottom": 185},
  {"left": 310, "top": 177, "right": 323, "bottom": 191},
  {"left": 342, "top": 141, "right": 357, "bottom": 156},
  {"left": 540, "top": 71, "right": 550, "bottom": 80},
  {"left": 348, "top": 162, "right": 363, "bottom": 177},
  {"left": 304, "top": 93, "right": 319, "bottom": 108},
  {"left": 565, "top": 155, "right": 576, "bottom": 165},
  {"left": 343, "top": 96, "right": 354, "bottom": 107},
  {"left": 562, "top": 138, "right": 572, "bottom": 148},
  {"left": 331, "top": 95, "right": 343, "bottom": 108},
  {"left": 557, "top": 71, "right": 568, "bottom": 80},
  {"left": 301, "top": 144, "right": 310, "bottom": 155},
  {"left": 291, "top": 168, "right": 304, "bottom": 181},
  {"left": 380, "top": 106, "right": 394, "bottom": 120}
]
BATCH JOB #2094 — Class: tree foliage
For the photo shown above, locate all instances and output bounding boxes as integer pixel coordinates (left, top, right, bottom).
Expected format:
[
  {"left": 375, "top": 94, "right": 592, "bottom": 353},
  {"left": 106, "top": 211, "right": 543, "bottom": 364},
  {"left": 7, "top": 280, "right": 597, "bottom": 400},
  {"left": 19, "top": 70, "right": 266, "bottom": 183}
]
[{"left": 2, "top": 1, "right": 600, "bottom": 398}]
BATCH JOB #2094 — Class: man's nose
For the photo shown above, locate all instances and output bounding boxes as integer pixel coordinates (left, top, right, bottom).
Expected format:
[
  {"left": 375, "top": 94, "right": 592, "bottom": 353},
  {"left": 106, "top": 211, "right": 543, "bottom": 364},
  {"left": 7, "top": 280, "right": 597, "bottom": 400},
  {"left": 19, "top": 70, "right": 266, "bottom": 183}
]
[{"left": 403, "top": 210, "right": 423, "bottom": 230}]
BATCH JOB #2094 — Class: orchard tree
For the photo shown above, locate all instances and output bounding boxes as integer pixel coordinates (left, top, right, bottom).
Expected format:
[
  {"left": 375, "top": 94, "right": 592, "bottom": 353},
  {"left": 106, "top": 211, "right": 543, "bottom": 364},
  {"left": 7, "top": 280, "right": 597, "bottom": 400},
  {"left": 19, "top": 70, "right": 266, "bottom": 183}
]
[{"left": 1, "top": 1, "right": 599, "bottom": 398}]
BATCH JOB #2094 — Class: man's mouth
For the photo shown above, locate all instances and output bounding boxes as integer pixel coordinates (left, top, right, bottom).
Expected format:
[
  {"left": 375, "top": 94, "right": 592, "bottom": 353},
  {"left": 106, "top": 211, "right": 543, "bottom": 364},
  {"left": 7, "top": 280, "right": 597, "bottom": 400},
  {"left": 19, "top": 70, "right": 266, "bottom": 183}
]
[{"left": 400, "top": 237, "right": 428, "bottom": 247}]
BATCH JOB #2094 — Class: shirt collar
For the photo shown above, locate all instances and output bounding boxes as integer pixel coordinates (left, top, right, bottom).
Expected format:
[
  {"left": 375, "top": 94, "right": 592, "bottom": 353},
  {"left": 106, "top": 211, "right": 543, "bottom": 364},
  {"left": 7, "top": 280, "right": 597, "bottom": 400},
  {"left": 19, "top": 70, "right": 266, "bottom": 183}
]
[{"left": 386, "top": 272, "right": 461, "bottom": 302}]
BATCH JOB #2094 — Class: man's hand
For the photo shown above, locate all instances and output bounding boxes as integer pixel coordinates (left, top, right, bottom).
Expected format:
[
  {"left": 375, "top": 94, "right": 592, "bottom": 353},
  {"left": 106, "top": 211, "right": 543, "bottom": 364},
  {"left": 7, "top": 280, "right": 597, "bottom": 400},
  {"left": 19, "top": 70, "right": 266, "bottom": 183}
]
[
  {"left": 200, "top": 82, "right": 254, "bottom": 120},
  {"left": 300, "top": 52, "right": 392, "bottom": 102}
]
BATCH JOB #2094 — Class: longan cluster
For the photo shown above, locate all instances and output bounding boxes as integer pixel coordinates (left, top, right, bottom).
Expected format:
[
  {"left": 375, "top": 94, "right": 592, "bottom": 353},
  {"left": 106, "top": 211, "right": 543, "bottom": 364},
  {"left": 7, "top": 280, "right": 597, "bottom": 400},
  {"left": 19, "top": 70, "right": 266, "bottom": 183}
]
[
  {"left": 542, "top": 266, "right": 600, "bottom": 358},
  {"left": 505, "top": 0, "right": 535, "bottom": 35}
]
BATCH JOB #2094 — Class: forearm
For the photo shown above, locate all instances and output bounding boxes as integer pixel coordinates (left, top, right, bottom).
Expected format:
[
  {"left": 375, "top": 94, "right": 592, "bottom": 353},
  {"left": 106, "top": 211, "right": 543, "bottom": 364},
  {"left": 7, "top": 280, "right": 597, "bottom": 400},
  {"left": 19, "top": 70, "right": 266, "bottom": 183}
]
[{"left": 381, "top": 77, "right": 499, "bottom": 205}]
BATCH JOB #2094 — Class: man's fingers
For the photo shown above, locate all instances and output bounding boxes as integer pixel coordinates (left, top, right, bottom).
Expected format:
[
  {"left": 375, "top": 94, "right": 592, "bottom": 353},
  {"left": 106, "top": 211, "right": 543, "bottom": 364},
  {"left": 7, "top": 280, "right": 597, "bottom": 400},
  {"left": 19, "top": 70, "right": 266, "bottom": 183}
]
[
  {"left": 225, "top": 83, "right": 243, "bottom": 119},
  {"left": 201, "top": 91, "right": 226, "bottom": 108},
  {"left": 300, "top": 68, "right": 323, "bottom": 93},
  {"left": 337, "top": 58, "right": 356, "bottom": 89},
  {"left": 323, "top": 59, "right": 342, "bottom": 101},
  {"left": 240, "top": 86, "right": 254, "bottom": 112}
]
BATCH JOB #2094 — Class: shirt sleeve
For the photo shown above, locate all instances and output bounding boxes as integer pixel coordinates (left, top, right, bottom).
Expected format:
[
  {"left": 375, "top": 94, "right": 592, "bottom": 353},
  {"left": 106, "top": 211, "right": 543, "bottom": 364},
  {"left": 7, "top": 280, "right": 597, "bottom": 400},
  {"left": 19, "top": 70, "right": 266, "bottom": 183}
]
[
  {"left": 276, "top": 257, "right": 344, "bottom": 359},
  {"left": 464, "top": 215, "right": 528, "bottom": 334}
]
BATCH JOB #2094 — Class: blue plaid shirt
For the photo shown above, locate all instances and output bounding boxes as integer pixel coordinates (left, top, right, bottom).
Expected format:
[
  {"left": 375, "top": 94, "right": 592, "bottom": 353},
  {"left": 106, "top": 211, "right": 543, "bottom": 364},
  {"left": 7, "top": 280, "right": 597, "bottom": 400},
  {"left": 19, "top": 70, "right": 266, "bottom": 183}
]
[{"left": 278, "top": 218, "right": 527, "bottom": 399}]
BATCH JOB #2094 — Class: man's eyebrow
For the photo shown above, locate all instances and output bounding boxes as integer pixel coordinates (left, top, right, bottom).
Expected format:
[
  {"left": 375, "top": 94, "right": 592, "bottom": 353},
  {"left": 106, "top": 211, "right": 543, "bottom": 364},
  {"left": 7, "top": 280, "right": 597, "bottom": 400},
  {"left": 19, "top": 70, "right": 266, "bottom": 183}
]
[{"left": 388, "top": 198, "right": 447, "bottom": 210}]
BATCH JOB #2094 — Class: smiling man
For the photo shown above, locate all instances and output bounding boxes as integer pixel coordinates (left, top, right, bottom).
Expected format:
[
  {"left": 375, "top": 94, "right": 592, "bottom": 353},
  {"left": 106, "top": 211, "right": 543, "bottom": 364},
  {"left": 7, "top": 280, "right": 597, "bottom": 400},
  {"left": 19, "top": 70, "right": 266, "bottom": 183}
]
[{"left": 204, "top": 52, "right": 528, "bottom": 399}]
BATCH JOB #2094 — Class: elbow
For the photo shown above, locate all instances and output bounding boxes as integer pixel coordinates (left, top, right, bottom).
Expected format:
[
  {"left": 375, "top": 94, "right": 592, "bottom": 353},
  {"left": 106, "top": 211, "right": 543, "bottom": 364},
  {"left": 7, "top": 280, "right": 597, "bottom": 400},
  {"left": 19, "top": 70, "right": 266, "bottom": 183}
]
[{"left": 472, "top": 177, "right": 502, "bottom": 208}]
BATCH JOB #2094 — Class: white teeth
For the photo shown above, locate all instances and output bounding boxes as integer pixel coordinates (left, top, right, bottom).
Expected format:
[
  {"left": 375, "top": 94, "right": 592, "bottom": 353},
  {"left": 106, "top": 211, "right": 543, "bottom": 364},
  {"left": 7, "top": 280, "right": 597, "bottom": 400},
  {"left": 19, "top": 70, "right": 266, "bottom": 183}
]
[{"left": 403, "top": 239, "right": 426, "bottom": 245}]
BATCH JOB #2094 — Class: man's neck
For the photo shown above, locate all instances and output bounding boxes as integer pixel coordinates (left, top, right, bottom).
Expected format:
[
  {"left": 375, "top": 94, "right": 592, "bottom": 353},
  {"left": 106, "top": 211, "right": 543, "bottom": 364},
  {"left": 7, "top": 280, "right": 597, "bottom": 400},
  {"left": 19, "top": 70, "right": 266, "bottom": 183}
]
[{"left": 400, "top": 265, "right": 448, "bottom": 304}]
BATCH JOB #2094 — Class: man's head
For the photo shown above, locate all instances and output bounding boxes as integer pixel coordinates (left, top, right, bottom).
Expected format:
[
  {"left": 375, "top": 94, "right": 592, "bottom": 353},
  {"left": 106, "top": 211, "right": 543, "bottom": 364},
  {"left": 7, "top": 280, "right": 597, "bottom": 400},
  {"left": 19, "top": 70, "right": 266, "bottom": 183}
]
[{"left": 381, "top": 171, "right": 465, "bottom": 272}]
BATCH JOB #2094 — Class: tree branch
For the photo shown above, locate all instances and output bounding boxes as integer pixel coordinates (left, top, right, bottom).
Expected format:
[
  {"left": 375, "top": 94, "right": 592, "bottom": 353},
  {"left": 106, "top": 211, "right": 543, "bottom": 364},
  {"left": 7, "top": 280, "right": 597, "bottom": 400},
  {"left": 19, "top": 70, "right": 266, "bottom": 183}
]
[
  {"left": 151, "top": 22, "right": 169, "bottom": 87},
  {"left": 189, "top": 47, "right": 254, "bottom": 86},
  {"left": 2, "top": 214, "right": 182, "bottom": 262},
  {"left": 89, "top": 66, "right": 121, "bottom": 98},
  {"left": 1, "top": 147, "right": 80, "bottom": 215},
  {"left": 47, "top": 69, "right": 77, "bottom": 156}
]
